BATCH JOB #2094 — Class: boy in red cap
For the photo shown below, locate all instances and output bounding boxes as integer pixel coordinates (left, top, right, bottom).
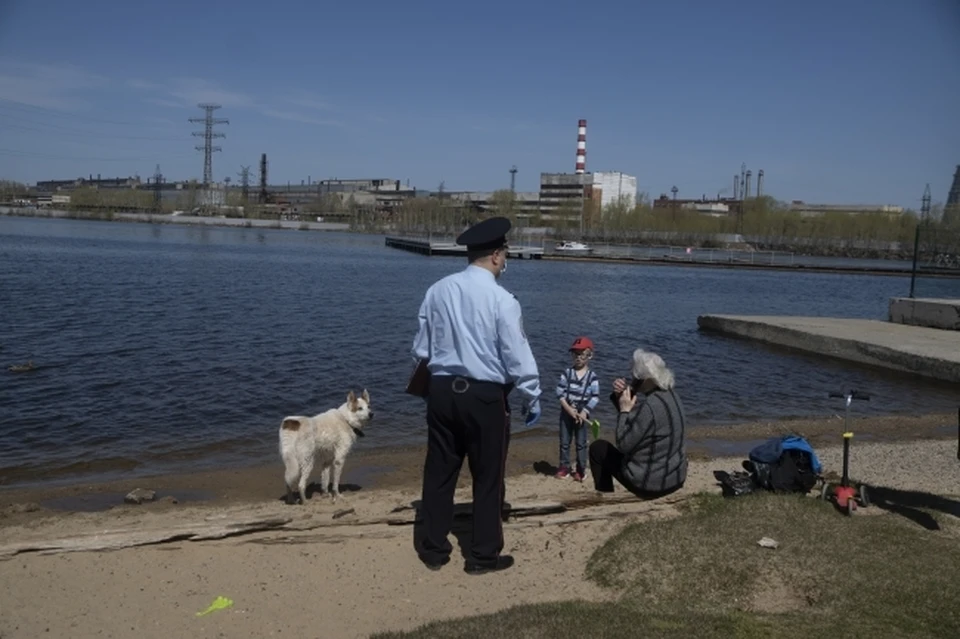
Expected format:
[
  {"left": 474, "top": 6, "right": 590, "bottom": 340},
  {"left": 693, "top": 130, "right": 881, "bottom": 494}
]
[{"left": 554, "top": 336, "right": 600, "bottom": 481}]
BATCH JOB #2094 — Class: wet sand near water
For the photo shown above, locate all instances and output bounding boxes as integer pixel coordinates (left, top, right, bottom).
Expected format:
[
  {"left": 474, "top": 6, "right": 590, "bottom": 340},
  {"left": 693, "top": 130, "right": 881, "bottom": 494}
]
[{"left": 2, "top": 412, "right": 955, "bottom": 526}]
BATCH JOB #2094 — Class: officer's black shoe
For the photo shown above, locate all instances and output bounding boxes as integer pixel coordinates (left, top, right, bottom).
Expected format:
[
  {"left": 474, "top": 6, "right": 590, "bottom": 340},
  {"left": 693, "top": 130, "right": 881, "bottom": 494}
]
[
  {"left": 464, "top": 555, "right": 514, "bottom": 575},
  {"left": 420, "top": 555, "right": 450, "bottom": 571}
]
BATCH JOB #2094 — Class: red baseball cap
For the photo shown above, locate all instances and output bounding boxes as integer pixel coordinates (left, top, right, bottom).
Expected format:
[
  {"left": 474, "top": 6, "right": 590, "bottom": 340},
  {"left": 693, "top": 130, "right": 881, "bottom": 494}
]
[{"left": 570, "top": 336, "right": 594, "bottom": 351}]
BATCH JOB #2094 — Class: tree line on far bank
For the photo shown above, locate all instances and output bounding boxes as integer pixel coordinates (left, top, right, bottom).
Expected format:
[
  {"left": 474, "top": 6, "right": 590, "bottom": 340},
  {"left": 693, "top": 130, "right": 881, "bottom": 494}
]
[
  {"left": 2, "top": 180, "right": 958, "bottom": 258},
  {"left": 391, "top": 190, "right": 960, "bottom": 258}
]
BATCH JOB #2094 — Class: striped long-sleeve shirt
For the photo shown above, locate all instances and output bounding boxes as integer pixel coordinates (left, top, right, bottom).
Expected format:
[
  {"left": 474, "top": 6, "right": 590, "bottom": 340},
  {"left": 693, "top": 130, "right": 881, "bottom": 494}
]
[{"left": 555, "top": 367, "right": 600, "bottom": 416}]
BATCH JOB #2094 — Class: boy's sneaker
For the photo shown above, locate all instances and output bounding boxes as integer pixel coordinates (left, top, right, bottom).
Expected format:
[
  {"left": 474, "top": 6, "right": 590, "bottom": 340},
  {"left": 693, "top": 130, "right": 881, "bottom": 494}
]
[
  {"left": 555, "top": 466, "right": 570, "bottom": 479},
  {"left": 572, "top": 470, "right": 584, "bottom": 482}
]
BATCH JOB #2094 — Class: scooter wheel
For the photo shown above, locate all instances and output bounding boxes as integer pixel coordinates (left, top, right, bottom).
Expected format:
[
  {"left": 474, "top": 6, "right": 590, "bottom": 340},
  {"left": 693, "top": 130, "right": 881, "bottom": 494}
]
[
  {"left": 820, "top": 482, "right": 831, "bottom": 501},
  {"left": 859, "top": 484, "right": 870, "bottom": 508},
  {"left": 846, "top": 500, "right": 856, "bottom": 516}
]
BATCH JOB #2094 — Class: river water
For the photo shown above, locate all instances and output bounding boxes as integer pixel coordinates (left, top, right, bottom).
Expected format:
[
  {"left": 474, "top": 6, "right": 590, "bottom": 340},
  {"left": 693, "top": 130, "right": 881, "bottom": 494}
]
[{"left": 1, "top": 216, "right": 957, "bottom": 487}]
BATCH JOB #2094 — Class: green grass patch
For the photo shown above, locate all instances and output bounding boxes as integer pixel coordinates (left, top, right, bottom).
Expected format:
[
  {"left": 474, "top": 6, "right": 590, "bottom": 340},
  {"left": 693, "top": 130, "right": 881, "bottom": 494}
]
[
  {"left": 374, "top": 602, "right": 777, "bottom": 639},
  {"left": 376, "top": 492, "right": 960, "bottom": 639}
]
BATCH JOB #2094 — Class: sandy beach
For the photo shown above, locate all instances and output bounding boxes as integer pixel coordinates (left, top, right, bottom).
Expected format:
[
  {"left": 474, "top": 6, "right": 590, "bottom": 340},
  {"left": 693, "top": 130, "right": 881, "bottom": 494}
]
[{"left": 1, "top": 412, "right": 958, "bottom": 638}]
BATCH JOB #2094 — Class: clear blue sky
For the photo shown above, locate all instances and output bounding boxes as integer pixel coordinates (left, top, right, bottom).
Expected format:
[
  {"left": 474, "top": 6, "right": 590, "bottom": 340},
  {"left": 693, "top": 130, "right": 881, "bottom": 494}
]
[{"left": 0, "top": 0, "right": 957, "bottom": 209}]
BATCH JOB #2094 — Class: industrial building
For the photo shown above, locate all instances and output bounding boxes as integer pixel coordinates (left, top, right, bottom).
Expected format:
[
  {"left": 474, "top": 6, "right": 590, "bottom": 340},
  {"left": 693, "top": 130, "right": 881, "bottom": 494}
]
[
  {"left": 538, "top": 171, "right": 637, "bottom": 212},
  {"left": 531, "top": 170, "right": 638, "bottom": 230},
  {"left": 653, "top": 195, "right": 742, "bottom": 216},
  {"left": 33, "top": 174, "right": 205, "bottom": 206},
  {"left": 441, "top": 170, "right": 640, "bottom": 219},
  {"left": 650, "top": 196, "right": 903, "bottom": 218},
  {"left": 439, "top": 191, "right": 541, "bottom": 215},
  {"left": 249, "top": 178, "right": 415, "bottom": 212},
  {"left": 787, "top": 201, "right": 904, "bottom": 217},
  {"left": 317, "top": 178, "right": 409, "bottom": 194},
  {"left": 35, "top": 175, "right": 142, "bottom": 192},
  {"left": 28, "top": 173, "right": 418, "bottom": 214}
]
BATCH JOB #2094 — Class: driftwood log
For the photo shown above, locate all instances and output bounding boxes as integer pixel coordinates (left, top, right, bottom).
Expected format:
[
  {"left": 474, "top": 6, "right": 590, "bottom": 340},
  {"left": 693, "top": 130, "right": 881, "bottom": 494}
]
[{"left": 0, "top": 516, "right": 292, "bottom": 560}]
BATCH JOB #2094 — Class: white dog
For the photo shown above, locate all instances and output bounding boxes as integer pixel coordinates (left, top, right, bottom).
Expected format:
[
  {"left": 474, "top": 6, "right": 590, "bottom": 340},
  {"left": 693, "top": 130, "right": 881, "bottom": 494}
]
[{"left": 279, "top": 390, "right": 372, "bottom": 504}]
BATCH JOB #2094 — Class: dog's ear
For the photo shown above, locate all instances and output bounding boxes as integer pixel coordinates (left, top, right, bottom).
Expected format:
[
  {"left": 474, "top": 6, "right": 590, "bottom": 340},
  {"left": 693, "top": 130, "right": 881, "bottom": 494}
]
[
  {"left": 347, "top": 390, "right": 357, "bottom": 409},
  {"left": 361, "top": 389, "right": 370, "bottom": 404},
  {"left": 281, "top": 418, "right": 302, "bottom": 431}
]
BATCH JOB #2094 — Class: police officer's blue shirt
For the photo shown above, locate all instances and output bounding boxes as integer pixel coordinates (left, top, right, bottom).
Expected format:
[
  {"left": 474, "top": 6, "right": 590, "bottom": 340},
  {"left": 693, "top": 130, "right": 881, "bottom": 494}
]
[{"left": 412, "top": 264, "right": 542, "bottom": 406}]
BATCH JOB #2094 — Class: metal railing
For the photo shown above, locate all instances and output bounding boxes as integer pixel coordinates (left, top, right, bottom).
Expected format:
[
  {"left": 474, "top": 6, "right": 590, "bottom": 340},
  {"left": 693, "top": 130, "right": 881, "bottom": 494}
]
[
  {"left": 542, "top": 240, "right": 795, "bottom": 266},
  {"left": 909, "top": 225, "right": 960, "bottom": 297}
]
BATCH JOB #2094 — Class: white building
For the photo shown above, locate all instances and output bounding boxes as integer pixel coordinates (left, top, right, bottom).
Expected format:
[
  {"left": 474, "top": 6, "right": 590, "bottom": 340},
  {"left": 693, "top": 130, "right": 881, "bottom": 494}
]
[
  {"left": 539, "top": 171, "right": 637, "bottom": 213},
  {"left": 682, "top": 201, "right": 730, "bottom": 216},
  {"left": 591, "top": 171, "right": 637, "bottom": 209}
]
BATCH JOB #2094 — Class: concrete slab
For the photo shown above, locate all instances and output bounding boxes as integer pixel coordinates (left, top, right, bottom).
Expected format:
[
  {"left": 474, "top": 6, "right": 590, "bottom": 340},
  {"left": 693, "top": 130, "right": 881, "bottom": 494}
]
[
  {"left": 697, "top": 314, "right": 960, "bottom": 384},
  {"left": 889, "top": 297, "right": 960, "bottom": 331}
]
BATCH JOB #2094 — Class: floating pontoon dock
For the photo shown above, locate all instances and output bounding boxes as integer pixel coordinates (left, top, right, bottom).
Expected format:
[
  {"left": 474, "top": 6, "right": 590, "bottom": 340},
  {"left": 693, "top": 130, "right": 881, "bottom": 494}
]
[{"left": 385, "top": 236, "right": 543, "bottom": 259}]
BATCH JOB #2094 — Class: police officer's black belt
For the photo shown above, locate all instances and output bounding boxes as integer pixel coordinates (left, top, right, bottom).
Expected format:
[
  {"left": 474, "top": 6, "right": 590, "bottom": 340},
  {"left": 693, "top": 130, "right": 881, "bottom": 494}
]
[{"left": 433, "top": 375, "right": 511, "bottom": 394}]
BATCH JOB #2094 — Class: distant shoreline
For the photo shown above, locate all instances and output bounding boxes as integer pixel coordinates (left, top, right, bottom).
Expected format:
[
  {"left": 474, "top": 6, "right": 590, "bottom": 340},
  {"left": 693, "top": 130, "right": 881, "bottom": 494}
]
[
  {"left": 540, "top": 252, "right": 960, "bottom": 278},
  {"left": 0, "top": 206, "right": 352, "bottom": 233},
  {"left": 6, "top": 207, "right": 959, "bottom": 278}
]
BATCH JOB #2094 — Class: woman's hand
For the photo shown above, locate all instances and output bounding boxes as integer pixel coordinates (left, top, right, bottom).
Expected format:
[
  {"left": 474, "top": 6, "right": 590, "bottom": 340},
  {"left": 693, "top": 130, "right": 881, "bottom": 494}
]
[
  {"left": 612, "top": 378, "right": 628, "bottom": 395},
  {"left": 618, "top": 387, "right": 637, "bottom": 413}
]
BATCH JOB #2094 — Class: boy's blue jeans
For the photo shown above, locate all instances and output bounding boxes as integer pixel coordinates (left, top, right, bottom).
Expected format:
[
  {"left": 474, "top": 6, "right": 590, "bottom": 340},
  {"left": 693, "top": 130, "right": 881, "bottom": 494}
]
[{"left": 559, "top": 412, "right": 587, "bottom": 472}]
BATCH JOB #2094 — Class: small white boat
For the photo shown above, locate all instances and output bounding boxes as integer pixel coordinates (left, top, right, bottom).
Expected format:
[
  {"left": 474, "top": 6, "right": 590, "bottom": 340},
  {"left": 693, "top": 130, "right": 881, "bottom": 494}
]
[{"left": 555, "top": 241, "right": 591, "bottom": 252}]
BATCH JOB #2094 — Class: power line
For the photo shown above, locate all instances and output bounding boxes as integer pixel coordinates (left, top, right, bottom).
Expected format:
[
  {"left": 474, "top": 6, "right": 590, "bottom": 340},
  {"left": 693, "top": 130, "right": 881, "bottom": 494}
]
[
  {"left": 0, "top": 147, "right": 195, "bottom": 162},
  {"left": 0, "top": 121, "right": 189, "bottom": 143},
  {"left": 0, "top": 98, "right": 157, "bottom": 127},
  {"left": 189, "top": 104, "right": 228, "bottom": 186}
]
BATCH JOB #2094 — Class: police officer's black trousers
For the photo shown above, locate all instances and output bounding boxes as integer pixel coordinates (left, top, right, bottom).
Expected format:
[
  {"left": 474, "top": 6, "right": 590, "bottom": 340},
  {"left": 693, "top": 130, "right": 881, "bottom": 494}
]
[{"left": 419, "top": 375, "right": 511, "bottom": 565}]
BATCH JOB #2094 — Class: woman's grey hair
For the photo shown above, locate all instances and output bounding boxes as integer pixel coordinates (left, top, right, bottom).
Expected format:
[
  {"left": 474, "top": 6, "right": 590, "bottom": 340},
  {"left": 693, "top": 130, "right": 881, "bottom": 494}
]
[{"left": 631, "top": 349, "right": 675, "bottom": 390}]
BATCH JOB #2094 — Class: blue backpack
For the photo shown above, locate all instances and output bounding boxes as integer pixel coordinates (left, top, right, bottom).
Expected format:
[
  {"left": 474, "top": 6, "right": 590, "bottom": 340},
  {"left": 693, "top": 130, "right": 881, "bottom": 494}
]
[{"left": 746, "top": 435, "right": 822, "bottom": 494}]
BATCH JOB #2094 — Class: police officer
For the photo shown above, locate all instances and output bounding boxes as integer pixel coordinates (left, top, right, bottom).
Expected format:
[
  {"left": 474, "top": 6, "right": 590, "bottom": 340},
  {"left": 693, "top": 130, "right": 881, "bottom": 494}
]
[{"left": 411, "top": 216, "right": 542, "bottom": 574}]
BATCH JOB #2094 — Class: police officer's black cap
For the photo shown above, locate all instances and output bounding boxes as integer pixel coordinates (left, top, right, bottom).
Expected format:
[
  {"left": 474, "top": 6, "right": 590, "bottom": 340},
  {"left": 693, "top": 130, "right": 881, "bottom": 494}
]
[{"left": 456, "top": 216, "right": 511, "bottom": 251}]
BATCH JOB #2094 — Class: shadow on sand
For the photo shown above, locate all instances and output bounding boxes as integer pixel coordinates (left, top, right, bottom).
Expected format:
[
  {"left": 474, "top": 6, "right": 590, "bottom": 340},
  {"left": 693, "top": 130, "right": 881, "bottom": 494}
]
[
  {"left": 278, "top": 482, "right": 363, "bottom": 504},
  {"left": 533, "top": 460, "right": 560, "bottom": 476},
  {"left": 409, "top": 499, "right": 514, "bottom": 561},
  {"left": 864, "top": 485, "right": 960, "bottom": 531}
]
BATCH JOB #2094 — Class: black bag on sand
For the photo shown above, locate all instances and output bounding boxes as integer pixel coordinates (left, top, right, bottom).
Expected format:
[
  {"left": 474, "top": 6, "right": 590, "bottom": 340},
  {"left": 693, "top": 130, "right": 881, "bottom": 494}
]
[
  {"left": 714, "top": 435, "right": 821, "bottom": 497},
  {"left": 713, "top": 470, "right": 757, "bottom": 498},
  {"left": 745, "top": 448, "right": 819, "bottom": 495}
]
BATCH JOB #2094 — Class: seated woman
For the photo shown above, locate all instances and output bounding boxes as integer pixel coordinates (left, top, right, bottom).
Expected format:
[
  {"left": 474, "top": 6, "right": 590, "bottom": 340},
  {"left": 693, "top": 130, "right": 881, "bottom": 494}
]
[{"left": 588, "top": 348, "right": 687, "bottom": 498}]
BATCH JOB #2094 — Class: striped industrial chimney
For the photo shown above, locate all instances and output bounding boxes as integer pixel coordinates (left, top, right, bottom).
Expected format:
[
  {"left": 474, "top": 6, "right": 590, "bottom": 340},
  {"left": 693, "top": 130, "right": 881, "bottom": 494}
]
[{"left": 575, "top": 119, "right": 587, "bottom": 174}]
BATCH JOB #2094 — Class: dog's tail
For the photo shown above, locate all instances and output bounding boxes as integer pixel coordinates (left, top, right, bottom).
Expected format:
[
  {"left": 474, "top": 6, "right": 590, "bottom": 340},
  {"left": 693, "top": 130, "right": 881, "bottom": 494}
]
[{"left": 279, "top": 418, "right": 305, "bottom": 489}]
